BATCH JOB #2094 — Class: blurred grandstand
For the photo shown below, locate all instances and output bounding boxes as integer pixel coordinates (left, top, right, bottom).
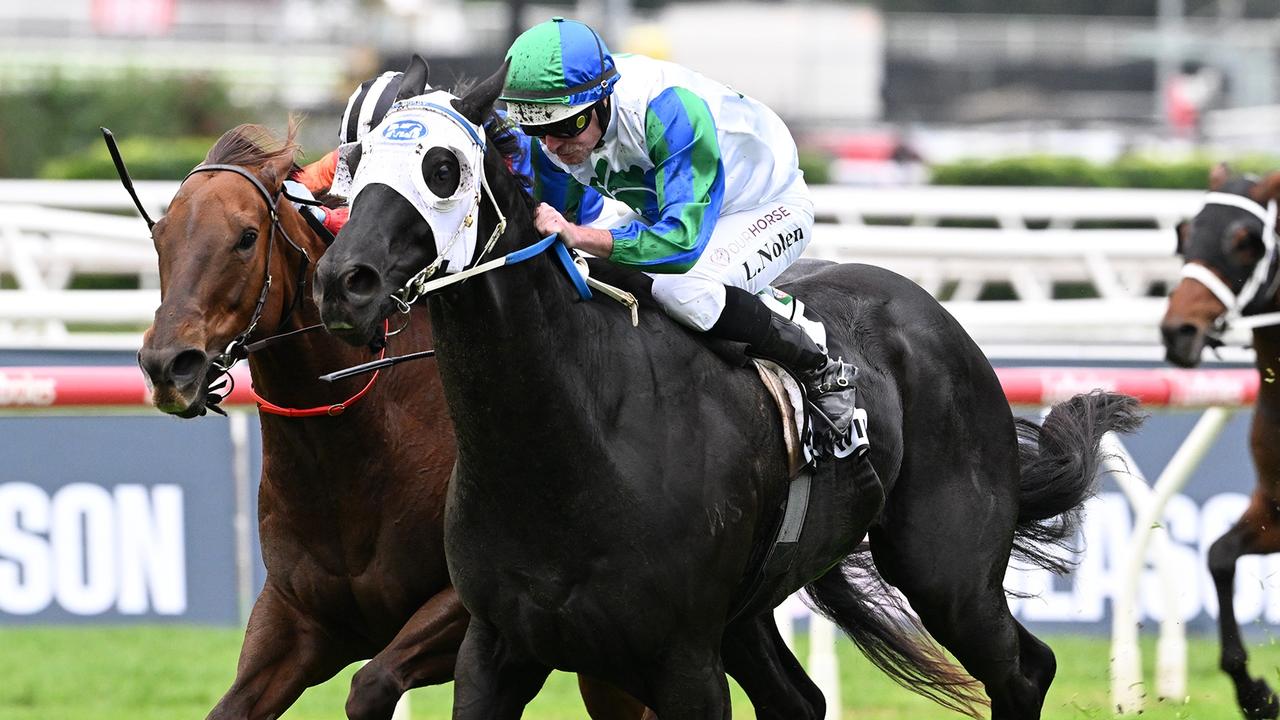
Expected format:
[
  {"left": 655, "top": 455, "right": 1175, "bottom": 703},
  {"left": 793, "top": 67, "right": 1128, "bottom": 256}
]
[
  {"left": 5, "top": 4, "right": 1280, "bottom": 718},
  {"left": 4, "top": 0, "right": 1279, "bottom": 356}
]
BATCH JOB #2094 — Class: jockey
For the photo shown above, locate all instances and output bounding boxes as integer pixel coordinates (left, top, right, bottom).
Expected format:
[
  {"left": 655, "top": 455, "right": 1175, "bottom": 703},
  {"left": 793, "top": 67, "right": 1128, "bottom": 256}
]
[
  {"left": 501, "top": 17, "right": 858, "bottom": 451},
  {"left": 293, "top": 70, "right": 606, "bottom": 233}
]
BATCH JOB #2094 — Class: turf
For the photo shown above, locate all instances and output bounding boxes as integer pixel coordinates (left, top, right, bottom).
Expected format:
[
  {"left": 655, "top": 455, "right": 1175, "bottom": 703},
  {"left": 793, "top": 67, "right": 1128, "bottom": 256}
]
[{"left": 2, "top": 626, "right": 1278, "bottom": 718}]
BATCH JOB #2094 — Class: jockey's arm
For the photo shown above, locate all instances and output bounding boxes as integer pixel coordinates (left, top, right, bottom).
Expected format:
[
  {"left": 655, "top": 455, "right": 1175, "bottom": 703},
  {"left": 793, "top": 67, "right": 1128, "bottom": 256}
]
[
  {"left": 535, "top": 203, "right": 613, "bottom": 256},
  {"left": 604, "top": 87, "right": 725, "bottom": 274},
  {"left": 289, "top": 150, "right": 348, "bottom": 234},
  {"left": 293, "top": 150, "right": 339, "bottom": 196}
]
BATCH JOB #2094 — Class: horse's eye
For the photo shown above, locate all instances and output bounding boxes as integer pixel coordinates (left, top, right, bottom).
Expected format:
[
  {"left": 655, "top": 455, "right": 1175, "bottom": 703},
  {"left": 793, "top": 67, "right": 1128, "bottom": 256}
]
[
  {"left": 236, "top": 228, "right": 259, "bottom": 251},
  {"left": 422, "top": 147, "right": 460, "bottom": 198}
]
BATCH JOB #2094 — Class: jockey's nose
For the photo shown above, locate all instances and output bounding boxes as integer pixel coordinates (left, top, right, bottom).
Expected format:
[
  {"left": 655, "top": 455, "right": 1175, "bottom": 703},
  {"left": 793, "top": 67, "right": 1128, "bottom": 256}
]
[{"left": 542, "top": 135, "right": 567, "bottom": 154}]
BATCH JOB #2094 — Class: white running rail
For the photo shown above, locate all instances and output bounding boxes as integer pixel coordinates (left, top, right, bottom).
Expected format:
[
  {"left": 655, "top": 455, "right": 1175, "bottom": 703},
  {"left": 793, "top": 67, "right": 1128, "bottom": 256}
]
[{"left": 0, "top": 183, "right": 1206, "bottom": 348}]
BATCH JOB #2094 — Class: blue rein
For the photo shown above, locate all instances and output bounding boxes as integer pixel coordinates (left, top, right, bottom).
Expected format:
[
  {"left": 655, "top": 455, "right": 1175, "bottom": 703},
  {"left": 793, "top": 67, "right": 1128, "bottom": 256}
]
[{"left": 504, "top": 233, "right": 593, "bottom": 301}]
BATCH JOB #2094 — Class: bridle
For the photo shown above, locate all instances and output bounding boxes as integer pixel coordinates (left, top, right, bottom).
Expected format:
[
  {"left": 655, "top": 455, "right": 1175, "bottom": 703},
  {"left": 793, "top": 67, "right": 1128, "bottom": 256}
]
[
  {"left": 104, "top": 128, "right": 394, "bottom": 417},
  {"left": 182, "top": 163, "right": 314, "bottom": 372},
  {"left": 1180, "top": 190, "right": 1280, "bottom": 339},
  {"left": 349, "top": 102, "right": 612, "bottom": 312}
]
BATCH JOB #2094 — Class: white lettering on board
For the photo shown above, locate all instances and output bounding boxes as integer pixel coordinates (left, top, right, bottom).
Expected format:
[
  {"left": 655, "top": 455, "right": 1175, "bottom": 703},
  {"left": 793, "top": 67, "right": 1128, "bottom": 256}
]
[{"left": 0, "top": 482, "right": 187, "bottom": 616}]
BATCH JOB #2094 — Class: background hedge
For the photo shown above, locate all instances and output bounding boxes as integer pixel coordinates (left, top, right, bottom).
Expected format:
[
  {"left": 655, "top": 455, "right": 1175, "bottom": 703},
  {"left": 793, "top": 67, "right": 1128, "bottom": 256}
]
[
  {"left": 0, "top": 73, "right": 255, "bottom": 179},
  {"left": 929, "top": 153, "right": 1280, "bottom": 188}
]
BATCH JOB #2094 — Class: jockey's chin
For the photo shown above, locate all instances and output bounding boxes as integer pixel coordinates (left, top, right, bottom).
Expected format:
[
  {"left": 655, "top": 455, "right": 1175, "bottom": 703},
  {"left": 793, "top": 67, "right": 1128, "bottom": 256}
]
[
  {"left": 551, "top": 145, "right": 591, "bottom": 165},
  {"left": 541, "top": 137, "right": 593, "bottom": 166}
]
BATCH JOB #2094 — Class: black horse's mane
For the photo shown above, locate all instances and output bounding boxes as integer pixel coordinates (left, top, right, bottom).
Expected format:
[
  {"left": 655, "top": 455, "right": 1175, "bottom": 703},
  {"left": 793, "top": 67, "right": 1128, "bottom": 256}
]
[
  {"left": 487, "top": 117, "right": 537, "bottom": 209},
  {"left": 448, "top": 77, "right": 536, "bottom": 213}
]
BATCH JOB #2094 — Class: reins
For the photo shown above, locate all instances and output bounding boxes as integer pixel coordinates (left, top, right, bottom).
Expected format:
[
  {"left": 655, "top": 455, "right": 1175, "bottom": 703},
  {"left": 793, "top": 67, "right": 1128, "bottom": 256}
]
[{"left": 103, "top": 127, "right": 410, "bottom": 417}]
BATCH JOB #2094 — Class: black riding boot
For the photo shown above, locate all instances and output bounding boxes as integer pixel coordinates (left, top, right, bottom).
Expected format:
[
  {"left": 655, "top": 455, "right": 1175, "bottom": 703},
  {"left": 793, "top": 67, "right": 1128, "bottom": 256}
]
[
  {"left": 709, "top": 287, "right": 862, "bottom": 455},
  {"left": 750, "top": 313, "right": 858, "bottom": 435}
]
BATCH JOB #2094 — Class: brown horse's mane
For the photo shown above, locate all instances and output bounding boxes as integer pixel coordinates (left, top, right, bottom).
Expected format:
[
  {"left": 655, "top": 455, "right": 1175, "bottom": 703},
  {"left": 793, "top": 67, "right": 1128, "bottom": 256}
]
[{"left": 205, "top": 121, "right": 301, "bottom": 173}]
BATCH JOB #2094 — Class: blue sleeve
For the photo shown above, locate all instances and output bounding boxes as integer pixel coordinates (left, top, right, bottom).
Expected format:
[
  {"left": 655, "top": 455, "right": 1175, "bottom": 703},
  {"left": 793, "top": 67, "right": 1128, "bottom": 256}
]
[{"left": 607, "top": 87, "right": 725, "bottom": 273}]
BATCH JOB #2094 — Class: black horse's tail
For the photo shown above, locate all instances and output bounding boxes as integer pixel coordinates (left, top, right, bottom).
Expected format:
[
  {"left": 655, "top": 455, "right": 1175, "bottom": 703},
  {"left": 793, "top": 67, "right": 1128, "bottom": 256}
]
[
  {"left": 1011, "top": 390, "right": 1145, "bottom": 573},
  {"left": 805, "top": 553, "right": 989, "bottom": 718}
]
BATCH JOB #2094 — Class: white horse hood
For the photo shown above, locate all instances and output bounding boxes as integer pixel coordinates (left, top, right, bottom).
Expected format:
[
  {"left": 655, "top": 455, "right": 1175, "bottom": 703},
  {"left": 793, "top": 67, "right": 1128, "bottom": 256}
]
[{"left": 349, "top": 91, "right": 488, "bottom": 275}]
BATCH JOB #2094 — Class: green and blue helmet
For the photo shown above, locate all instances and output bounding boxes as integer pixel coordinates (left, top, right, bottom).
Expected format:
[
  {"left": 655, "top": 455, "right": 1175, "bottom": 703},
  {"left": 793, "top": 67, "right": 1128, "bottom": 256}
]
[{"left": 501, "top": 17, "right": 620, "bottom": 129}]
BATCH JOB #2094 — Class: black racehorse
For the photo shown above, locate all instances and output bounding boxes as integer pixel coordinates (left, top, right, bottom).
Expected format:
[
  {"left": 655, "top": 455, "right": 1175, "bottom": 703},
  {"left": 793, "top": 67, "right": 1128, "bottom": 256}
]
[{"left": 312, "top": 57, "right": 1142, "bottom": 719}]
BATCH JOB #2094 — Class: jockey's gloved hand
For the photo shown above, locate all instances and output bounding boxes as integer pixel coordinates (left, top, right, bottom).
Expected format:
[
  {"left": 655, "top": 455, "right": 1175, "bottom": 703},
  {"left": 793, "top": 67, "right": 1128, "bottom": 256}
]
[
  {"left": 283, "top": 179, "right": 350, "bottom": 235},
  {"left": 319, "top": 206, "right": 349, "bottom": 234}
]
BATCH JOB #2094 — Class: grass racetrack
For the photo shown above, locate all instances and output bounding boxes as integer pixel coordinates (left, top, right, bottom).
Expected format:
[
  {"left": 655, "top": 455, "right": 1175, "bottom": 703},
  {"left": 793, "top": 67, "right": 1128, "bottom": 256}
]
[{"left": 2, "top": 626, "right": 1277, "bottom": 718}]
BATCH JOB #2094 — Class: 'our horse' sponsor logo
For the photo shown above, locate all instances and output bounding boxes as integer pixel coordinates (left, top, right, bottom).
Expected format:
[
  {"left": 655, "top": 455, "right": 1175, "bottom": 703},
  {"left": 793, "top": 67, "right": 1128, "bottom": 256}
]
[
  {"left": 739, "top": 205, "right": 792, "bottom": 243},
  {"left": 710, "top": 206, "right": 796, "bottom": 268},
  {"left": 382, "top": 119, "right": 428, "bottom": 142},
  {"left": 743, "top": 227, "right": 805, "bottom": 281}
]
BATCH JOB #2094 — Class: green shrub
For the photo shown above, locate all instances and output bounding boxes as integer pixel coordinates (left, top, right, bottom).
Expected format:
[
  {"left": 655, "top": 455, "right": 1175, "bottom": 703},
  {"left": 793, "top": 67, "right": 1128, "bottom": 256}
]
[
  {"left": 931, "top": 154, "right": 1280, "bottom": 188},
  {"left": 0, "top": 72, "right": 249, "bottom": 178},
  {"left": 931, "top": 155, "right": 1107, "bottom": 187},
  {"left": 40, "top": 135, "right": 216, "bottom": 180}
]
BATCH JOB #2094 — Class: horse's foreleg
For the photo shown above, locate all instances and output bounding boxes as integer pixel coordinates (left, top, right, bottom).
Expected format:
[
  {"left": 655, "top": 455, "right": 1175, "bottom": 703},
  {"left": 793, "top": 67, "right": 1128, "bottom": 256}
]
[
  {"left": 1209, "top": 490, "right": 1280, "bottom": 720},
  {"left": 345, "top": 586, "right": 469, "bottom": 720},
  {"left": 452, "top": 617, "right": 552, "bottom": 720},
  {"left": 721, "top": 612, "right": 824, "bottom": 720},
  {"left": 206, "top": 588, "right": 350, "bottom": 720}
]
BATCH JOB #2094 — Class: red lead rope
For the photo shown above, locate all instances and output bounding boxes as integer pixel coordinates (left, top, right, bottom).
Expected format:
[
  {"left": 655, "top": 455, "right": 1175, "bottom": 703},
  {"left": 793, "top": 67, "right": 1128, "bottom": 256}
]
[{"left": 250, "top": 320, "right": 390, "bottom": 418}]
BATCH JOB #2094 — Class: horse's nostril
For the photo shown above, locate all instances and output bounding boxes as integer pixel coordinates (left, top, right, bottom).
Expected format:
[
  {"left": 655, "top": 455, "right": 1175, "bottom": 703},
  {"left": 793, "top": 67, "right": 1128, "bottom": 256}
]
[
  {"left": 170, "top": 349, "right": 208, "bottom": 384},
  {"left": 344, "top": 265, "right": 381, "bottom": 299},
  {"left": 1160, "top": 323, "right": 1198, "bottom": 341}
]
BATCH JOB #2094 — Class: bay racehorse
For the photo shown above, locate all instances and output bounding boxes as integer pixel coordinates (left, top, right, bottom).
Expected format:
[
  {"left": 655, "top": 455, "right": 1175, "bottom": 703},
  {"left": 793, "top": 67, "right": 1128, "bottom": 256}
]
[
  {"left": 135, "top": 123, "right": 647, "bottom": 720},
  {"left": 1162, "top": 163, "right": 1280, "bottom": 720},
  {"left": 313, "top": 58, "right": 1142, "bottom": 719}
]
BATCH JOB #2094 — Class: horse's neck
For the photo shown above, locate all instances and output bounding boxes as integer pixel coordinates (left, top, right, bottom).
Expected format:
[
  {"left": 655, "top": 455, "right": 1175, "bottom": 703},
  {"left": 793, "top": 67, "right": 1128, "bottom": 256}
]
[
  {"left": 429, "top": 246, "right": 619, "bottom": 465},
  {"left": 432, "top": 155, "right": 676, "bottom": 478},
  {"left": 247, "top": 215, "right": 387, "bottom": 418}
]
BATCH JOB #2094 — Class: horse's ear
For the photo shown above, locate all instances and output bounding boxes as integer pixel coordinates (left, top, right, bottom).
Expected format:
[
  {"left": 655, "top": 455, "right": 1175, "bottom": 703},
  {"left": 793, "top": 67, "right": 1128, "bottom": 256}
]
[
  {"left": 260, "top": 120, "right": 301, "bottom": 190},
  {"left": 1251, "top": 170, "right": 1280, "bottom": 204},
  {"left": 261, "top": 151, "right": 296, "bottom": 191},
  {"left": 396, "top": 55, "right": 430, "bottom": 101},
  {"left": 1209, "top": 162, "right": 1231, "bottom": 190},
  {"left": 453, "top": 62, "right": 508, "bottom": 126}
]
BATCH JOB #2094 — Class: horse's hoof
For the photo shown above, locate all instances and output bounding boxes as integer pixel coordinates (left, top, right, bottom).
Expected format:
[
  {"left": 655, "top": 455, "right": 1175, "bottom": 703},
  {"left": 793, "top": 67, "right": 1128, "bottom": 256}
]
[{"left": 1239, "top": 678, "right": 1280, "bottom": 720}]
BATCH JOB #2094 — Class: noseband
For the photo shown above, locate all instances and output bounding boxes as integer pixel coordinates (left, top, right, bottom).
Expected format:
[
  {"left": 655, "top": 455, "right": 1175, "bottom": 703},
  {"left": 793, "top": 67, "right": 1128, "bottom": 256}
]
[{"left": 1181, "top": 191, "right": 1280, "bottom": 334}]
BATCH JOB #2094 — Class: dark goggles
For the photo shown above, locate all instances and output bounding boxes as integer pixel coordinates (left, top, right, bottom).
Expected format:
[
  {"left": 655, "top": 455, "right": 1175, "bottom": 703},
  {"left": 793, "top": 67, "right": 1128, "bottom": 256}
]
[{"left": 521, "top": 104, "right": 596, "bottom": 140}]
